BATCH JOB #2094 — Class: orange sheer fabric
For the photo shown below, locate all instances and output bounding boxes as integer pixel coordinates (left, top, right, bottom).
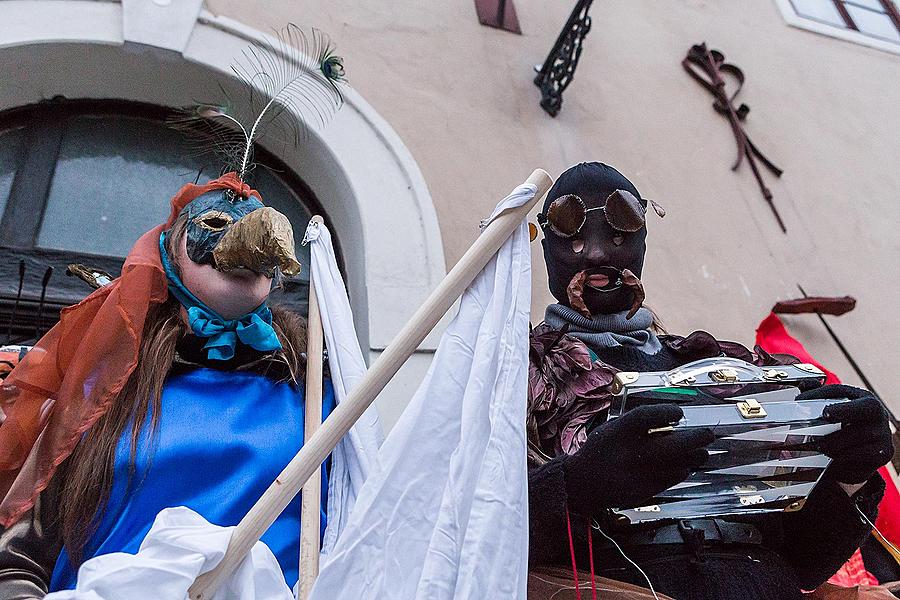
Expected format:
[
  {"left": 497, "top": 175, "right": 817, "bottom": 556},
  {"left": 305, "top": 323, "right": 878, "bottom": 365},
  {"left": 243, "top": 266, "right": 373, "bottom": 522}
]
[{"left": 0, "top": 173, "right": 259, "bottom": 527}]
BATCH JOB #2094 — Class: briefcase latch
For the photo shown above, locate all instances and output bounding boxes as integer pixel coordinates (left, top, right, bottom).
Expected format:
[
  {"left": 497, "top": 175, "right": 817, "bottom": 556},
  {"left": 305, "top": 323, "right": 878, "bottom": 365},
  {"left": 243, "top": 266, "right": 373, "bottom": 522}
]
[
  {"left": 737, "top": 398, "right": 767, "bottom": 419},
  {"left": 612, "top": 371, "right": 640, "bottom": 394},
  {"left": 710, "top": 367, "right": 738, "bottom": 383}
]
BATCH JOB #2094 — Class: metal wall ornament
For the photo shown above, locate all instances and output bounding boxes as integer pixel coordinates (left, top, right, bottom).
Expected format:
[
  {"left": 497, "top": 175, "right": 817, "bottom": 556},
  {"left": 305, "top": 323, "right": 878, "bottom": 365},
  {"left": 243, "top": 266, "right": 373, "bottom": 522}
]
[
  {"left": 533, "top": 0, "right": 595, "bottom": 117},
  {"left": 682, "top": 43, "right": 786, "bottom": 232}
]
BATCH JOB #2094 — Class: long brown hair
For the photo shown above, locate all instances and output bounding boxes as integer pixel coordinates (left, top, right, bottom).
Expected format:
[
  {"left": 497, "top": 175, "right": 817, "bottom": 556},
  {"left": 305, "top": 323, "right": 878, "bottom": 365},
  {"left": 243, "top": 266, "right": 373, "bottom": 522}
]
[{"left": 59, "top": 213, "right": 308, "bottom": 564}]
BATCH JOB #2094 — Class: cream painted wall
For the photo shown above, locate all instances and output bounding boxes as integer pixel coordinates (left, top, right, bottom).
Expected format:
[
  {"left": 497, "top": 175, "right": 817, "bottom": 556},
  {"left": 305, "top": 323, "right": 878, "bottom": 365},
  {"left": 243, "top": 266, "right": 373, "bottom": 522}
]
[{"left": 206, "top": 0, "right": 900, "bottom": 408}]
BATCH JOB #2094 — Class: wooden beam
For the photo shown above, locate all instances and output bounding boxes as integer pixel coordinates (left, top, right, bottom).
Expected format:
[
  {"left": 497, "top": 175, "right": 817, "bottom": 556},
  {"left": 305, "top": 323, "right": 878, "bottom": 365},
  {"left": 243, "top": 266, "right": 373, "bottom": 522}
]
[{"left": 297, "top": 215, "right": 325, "bottom": 600}]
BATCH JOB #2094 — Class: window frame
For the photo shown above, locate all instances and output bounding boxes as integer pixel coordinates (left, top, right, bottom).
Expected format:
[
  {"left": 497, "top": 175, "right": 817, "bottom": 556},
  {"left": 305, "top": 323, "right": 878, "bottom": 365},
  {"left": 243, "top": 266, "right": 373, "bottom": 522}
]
[
  {"left": 775, "top": 0, "right": 900, "bottom": 54},
  {"left": 826, "top": 0, "right": 900, "bottom": 38},
  {"left": 0, "top": 97, "right": 337, "bottom": 343}
]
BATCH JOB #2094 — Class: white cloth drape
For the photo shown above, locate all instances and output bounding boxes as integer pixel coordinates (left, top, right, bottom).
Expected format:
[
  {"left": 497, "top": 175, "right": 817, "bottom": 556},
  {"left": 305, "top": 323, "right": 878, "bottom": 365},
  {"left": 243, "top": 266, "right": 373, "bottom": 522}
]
[
  {"left": 46, "top": 182, "right": 532, "bottom": 599},
  {"left": 302, "top": 219, "right": 384, "bottom": 555},
  {"left": 45, "top": 507, "right": 294, "bottom": 600},
  {"left": 45, "top": 222, "right": 384, "bottom": 600},
  {"left": 308, "top": 184, "right": 534, "bottom": 599}
]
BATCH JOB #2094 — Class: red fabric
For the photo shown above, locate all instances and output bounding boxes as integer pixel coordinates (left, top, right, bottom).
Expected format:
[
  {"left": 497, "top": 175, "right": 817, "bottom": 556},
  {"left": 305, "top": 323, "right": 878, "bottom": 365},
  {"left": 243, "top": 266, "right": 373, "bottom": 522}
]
[
  {"left": 804, "top": 582, "right": 900, "bottom": 599},
  {"left": 829, "top": 553, "right": 880, "bottom": 588},
  {"left": 565, "top": 509, "right": 582, "bottom": 600},
  {"left": 754, "top": 313, "right": 840, "bottom": 385},
  {"left": 585, "top": 518, "right": 598, "bottom": 600},
  {"left": 874, "top": 465, "right": 900, "bottom": 555},
  {"left": 0, "top": 173, "right": 259, "bottom": 527},
  {"left": 756, "top": 312, "right": 897, "bottom": 587}
]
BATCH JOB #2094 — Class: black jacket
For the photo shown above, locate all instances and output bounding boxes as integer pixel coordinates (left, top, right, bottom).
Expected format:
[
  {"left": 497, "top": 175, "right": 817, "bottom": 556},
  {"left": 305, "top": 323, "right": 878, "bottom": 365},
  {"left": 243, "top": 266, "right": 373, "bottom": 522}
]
[{"left": 528, "top": 342, "right": 885, "bottom": 600}]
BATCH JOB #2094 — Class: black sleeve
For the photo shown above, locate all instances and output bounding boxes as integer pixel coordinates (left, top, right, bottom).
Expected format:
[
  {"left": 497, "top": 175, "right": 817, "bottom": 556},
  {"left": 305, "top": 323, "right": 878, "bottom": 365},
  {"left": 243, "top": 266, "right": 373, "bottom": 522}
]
[
  {"left": 0, "top": 470, "right": 65, "bottom": 599},
  {"left": 780, "top": 474, "right": 885, "bottom": 590},
  {"left": 528, "top": 457, "right": 581, "bottom": 568}
]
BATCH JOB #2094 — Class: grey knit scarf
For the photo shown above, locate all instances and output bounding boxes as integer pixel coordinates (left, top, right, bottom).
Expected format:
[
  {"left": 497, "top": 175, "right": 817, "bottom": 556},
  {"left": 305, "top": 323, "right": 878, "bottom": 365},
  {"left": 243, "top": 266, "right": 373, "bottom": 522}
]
[{"left": 544, "top": 303, "right": 662, "bottom": 354}]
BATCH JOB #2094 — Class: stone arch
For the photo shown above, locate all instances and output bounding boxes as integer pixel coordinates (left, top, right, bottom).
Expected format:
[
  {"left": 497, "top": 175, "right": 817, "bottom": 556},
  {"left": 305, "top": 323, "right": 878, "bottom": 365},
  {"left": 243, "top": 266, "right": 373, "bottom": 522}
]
[{"left": 0, "top": 1, "right": 445, "bottom": 424}]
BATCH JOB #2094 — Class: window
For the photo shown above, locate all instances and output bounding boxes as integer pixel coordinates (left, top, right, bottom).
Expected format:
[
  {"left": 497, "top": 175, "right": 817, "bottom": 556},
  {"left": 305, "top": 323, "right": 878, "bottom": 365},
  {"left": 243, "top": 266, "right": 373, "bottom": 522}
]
[
  {"left": 787, "top": 0, "right": 900, "bottom": 44},
  {"left": 0, "top": 98, "right": 334, "bottom": 344}
]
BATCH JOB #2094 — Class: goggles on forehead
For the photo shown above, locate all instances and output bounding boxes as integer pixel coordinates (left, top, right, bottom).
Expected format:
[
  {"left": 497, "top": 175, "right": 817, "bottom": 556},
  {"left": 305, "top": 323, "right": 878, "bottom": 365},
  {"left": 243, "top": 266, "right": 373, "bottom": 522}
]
[{"left": 536, "top": 189, "right": 665, "bottom": 239}]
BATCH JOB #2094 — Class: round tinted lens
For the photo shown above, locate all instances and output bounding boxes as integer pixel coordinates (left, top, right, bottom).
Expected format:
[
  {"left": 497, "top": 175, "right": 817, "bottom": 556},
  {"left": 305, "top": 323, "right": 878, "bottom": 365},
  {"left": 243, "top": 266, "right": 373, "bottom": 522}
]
[
  {"left": 603, "top": 190, "right": 646, "bottom": 233},
  {"left": 546, "top": 194, "right": 587, "bottom": 238}
]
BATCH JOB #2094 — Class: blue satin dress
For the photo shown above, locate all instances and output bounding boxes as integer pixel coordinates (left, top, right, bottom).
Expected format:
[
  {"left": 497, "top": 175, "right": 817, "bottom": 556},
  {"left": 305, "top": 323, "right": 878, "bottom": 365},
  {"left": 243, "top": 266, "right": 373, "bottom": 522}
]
[{"left": 49, "top": 367, "right": 335, "bottom": 591}]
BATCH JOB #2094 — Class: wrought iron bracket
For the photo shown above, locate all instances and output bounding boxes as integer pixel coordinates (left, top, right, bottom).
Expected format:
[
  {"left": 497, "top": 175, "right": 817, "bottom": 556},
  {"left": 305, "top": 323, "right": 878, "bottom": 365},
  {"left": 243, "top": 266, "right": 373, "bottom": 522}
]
[{"left": 533, "top": 0, "right": 595, "bottom": 117}]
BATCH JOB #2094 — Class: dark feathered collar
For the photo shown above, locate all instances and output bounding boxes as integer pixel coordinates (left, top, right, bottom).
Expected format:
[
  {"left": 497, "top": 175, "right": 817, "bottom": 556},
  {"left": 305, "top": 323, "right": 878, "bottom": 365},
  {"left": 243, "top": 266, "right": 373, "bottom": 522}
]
[{"left": 172, "top": 334, "right": 297, "bottom": 384}]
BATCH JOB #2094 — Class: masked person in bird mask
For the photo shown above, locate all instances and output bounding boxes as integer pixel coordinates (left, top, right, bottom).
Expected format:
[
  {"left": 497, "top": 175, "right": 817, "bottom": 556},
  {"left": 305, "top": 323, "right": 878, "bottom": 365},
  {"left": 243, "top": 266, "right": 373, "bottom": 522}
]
[
  {"left": 0, "top": 28, "right": 351, "bottom": 598},
  {"left": 526, "top": 162, "right": 893, "bottom": 600},
  {"left": 0, "top": 175, "right": 337, "bottom": 597}
]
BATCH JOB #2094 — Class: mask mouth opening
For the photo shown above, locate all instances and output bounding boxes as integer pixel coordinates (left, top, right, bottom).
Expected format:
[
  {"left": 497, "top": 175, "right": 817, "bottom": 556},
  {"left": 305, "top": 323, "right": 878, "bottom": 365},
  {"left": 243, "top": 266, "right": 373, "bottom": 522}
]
[
  {"left": 567, "top": 267, "right": 645, "bottom": 319},
  {"left": 582, "top": 266, "right": 625, "bottom": 293}
]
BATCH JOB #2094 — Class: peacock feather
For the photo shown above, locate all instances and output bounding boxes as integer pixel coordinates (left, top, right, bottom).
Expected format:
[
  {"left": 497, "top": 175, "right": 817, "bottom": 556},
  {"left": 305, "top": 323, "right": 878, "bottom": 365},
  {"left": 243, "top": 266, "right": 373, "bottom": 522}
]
[{"left": 170, "top": 24, "right": 346, "bottom": 181}]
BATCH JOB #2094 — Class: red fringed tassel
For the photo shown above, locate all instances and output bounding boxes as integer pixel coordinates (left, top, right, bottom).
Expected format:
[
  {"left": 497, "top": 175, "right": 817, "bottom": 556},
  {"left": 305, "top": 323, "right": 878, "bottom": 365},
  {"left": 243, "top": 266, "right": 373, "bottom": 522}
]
[{"left": 565, "top": 509, "right": 582, "bottom": 600}]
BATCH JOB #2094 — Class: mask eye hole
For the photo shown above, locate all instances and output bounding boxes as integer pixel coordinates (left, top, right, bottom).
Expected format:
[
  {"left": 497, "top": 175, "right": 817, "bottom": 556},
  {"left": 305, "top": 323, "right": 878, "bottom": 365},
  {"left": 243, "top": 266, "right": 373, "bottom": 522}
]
[
  {"left": 571, "top": 238, "right": 585, "bottom": 253},
  {"left": 612, "top": 235, "right": 625, "bottom": 246},
  {"left": 195, "top": 211, "right": 233, "bottom": 232}
]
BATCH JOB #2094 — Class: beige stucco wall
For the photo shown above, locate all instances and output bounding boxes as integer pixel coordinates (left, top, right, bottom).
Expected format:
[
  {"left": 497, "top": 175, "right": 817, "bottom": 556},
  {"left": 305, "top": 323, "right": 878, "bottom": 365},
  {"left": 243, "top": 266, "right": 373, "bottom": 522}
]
[{"left": 205, "top": 0, "right": 900, "bottom": 407}]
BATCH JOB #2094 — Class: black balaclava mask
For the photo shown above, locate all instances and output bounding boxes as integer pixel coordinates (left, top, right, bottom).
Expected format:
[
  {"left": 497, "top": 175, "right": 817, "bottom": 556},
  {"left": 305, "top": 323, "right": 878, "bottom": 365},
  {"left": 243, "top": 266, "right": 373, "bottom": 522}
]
[{"left": 539, "top": 162, "right": 650, "bottom": 317}]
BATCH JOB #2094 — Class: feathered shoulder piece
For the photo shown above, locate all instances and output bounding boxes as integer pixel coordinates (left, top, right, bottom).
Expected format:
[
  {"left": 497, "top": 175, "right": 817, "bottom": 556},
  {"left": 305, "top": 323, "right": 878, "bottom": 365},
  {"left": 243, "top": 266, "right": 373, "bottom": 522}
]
[
  {"left": 658, "top": 331, "right": 796, "bottom": 368},
  {"left": 170, "top": 24, "right": 346, "bottom": 181},
  {"left": 526, "top": 325, "right": 796, "bottom": 461},
  {"left": 527, "top": 323, "right": 616, "bottom": 459}
]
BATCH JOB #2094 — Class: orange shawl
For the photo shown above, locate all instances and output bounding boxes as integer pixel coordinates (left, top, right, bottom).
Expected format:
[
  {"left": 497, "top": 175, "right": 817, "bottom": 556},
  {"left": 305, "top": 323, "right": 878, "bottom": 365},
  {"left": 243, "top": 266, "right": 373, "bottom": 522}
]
[{"left": 0, "top": 173, "right": 259, "bottom": 526}]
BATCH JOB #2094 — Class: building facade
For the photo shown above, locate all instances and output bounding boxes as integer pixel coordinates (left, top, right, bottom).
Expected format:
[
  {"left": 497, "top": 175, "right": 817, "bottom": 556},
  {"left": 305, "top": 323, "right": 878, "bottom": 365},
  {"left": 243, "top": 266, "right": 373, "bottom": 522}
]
[{"left": 1, "top": 0, "right": 897, "bottom": 425}]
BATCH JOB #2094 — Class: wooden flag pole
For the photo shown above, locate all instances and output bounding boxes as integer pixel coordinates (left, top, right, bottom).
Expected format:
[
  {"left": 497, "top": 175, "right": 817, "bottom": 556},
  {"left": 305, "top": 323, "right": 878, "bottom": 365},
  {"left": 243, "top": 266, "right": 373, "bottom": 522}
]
[
  {"left": 189, "top": 169, "right": 554, "bottom": 600},
  {"left": 297, "top": 216, "right": 325, "bottom": 600}
]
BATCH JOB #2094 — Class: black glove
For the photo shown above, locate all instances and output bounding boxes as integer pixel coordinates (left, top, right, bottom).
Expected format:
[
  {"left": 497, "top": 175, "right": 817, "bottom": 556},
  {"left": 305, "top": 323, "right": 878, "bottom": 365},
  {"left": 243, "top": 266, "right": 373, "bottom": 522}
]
[
  {"left": 797, "top": 384, "right": 893, "bottom": 485},
  {"left": 562, "top": 404, "right": 714, "bottom": 515}
]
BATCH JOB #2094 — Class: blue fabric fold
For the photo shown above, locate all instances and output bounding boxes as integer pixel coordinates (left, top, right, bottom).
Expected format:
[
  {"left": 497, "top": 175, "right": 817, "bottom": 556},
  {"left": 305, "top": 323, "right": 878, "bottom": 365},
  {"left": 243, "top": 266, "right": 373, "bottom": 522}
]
[
  {"left": 49, "top": 371, "right": 337, "bottom": 591},
  {"left": 159, "top": 233, "right": 282, "bottom": 360}
]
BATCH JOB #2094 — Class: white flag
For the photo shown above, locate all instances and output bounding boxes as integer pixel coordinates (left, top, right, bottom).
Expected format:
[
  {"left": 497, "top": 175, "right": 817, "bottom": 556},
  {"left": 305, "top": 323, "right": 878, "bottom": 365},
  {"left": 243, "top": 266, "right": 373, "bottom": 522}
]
[
  {"left": 302, "top": 219, "right": 384, "bottom": 555},
  {"left": 309, "top": 184, "right": 534, "bottom": 599},
  {"left": 45, "top": 507, "right": 293, "bottom": 600}
]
